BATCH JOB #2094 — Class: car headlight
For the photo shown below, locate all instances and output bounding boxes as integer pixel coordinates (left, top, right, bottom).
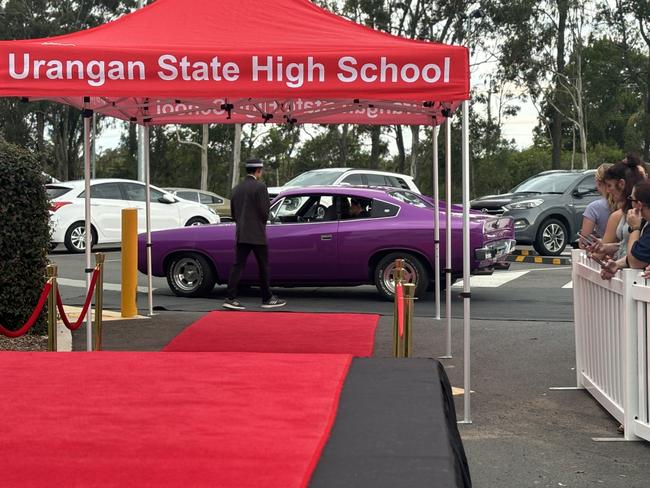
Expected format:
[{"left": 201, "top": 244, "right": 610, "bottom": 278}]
[
  {"left": 504, "top": 199, "right": 544, "bottom": 210},
  {"left": 208, "top": 208, "right": 217, "bottom": 215}
]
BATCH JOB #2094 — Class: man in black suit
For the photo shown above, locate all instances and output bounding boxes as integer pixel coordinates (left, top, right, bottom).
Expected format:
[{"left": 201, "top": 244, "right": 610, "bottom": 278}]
[{"left": 223, "top": 158, "right": 286, "bottom": 310}]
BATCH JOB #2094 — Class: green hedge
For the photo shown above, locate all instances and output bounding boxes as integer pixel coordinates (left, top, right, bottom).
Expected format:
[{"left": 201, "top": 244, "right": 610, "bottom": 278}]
[{"left": 0, "top": 140, "right": 51, "bottom": 335}]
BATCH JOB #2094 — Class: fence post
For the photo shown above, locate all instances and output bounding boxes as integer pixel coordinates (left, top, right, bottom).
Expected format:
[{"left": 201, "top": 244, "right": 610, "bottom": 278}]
[
  {"left": 46, "top": 265, "right": 57, "bottom": 352},
  {"left": 572, "top": 249, "right": 585, "bottom": 388},
  {"left": 403, "top": 283, "right": 416, "bottom": 358},
  {"left": 93, "top": 253, "right": 105, "bottom": 351},
  {"left": 393, "top": 259, "right": 404, "bottom": 358},
  {"left": 622, "top": 269, "right": 640, "bottom": 440}
]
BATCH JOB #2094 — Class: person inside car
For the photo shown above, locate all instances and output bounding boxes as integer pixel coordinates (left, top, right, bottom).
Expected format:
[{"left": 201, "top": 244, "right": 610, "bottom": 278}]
[{"left": 346, "top": 198, "right": 370, "bottom": 219}]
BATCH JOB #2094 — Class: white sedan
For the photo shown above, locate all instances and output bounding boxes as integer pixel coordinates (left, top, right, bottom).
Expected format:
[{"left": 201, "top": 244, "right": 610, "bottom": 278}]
[{"left": 47, "top": 178, "right": 220, "bottom": 253}]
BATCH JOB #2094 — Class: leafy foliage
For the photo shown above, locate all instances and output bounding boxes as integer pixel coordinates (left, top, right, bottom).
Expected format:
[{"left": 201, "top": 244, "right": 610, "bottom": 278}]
[{"left": 0, "top": 140, "right": 50, "bottom": 335}]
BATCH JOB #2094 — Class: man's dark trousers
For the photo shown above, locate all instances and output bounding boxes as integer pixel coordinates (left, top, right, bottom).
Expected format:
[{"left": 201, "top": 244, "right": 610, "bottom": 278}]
[{"left": 226, "top": 243, "right": 272, "bottom": 301}]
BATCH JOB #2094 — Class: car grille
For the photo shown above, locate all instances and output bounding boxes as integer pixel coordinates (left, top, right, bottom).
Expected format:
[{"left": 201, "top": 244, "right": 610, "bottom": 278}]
[{"left": 471, "top": 206, "right": 505, "bottom": 216}]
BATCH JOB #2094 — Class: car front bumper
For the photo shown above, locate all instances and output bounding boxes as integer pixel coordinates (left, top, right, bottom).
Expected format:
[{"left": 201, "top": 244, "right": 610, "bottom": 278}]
[{"left": 475, "top": 239, "right": 517, "bottom": 262}]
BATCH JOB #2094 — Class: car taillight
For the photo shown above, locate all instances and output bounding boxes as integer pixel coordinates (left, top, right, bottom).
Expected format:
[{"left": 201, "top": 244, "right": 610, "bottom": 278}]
[{"left": 50, "top": 201, "right": 72, "bottom": 212}]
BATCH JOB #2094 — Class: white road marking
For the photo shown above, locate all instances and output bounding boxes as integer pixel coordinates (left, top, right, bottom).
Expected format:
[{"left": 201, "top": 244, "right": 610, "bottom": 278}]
[
  {"left": 562, "top": 281, "right": 573, "bottom": 289},
  {"left": 57, "top": 278, "right": 155, "bottom": 293},
  {"left": 452, "top": 270, "right": 530, "bottom": 288}
]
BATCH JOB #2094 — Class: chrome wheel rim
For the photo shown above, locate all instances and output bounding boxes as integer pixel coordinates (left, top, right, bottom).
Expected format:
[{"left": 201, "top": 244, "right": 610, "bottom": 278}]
[
  {"left": 542, "top": 223, "right": 565, "bottom": 253},
  {"left": 382, "top": 260, "right": 418, "bottom": 295},
  {"left": 189, "top": 220, "right": 205, "bottom": 226},
  {"left": 70, "top": 226, "right": 89, "bottom": 251},
  {"left": 172, "top": 258, "right": 203, "bottom": 292}
]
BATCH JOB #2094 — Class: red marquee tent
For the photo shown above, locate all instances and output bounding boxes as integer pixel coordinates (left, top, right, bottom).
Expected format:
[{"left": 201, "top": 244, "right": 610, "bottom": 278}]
[
  {"left": 0, "top": 0, "right": 474, "bottom": 422},
  {"left": 0, "top": 0, "right": 468, "bottom": 125}
]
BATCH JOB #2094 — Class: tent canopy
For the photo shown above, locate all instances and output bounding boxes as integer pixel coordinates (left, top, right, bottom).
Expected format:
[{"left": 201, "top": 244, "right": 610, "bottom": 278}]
[{"left": 0, "top": 0, "right": 469, "bottom": 125}]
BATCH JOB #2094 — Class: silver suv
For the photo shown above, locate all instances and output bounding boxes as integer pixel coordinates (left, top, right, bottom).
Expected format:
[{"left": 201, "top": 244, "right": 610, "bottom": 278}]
[
  {"left": 470, "top": 170, "right": 600, "bottom": 255},
  {"left": 267, "top": 168, "right": 420, "bottom": 200}
]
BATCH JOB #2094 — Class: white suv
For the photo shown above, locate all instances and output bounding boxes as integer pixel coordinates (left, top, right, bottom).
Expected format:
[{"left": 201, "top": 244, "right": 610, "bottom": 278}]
[
  {"left": 47, "top": 179, "right": 220, "bottom": 253},
  {"left": 267, "top": 168, "right": 421, "bottom": 200}
]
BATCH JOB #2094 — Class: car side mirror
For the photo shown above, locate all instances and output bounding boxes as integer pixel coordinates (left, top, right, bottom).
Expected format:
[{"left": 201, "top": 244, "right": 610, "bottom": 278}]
[
  {"left": 572, "top": 189, "right": 593, "bottom": 198},
  {"left": 159, "top": 194, "right": 176, "bottom": 204}
]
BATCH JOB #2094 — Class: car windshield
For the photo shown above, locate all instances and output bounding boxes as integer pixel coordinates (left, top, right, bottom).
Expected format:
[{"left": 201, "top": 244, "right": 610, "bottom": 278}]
[
  {"left": 46, "top": 185, "right": 73, "bottom": 199},
  {"left": 512, "top": 173, "right": 579, "bottom": 194},
  {"left": 284, "top": 170, "right": 346, "bottom": 187},
  {"left": 389, "top": 190, "right": 433, "bottom": 208}
]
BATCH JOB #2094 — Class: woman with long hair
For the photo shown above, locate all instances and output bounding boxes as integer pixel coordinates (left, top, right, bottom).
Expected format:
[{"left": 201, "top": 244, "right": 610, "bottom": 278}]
[
  {"left": 579, "top": 163, "right": 613, "bottom": 246},
  {"left": 589, "top": 154, "right": 647, "bottom": 259}
]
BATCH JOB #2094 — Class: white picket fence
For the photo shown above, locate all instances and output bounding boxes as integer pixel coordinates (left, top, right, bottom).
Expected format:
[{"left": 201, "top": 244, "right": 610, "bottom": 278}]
[{"left": 572, "top": 249, "right": 650, "bottom": 441}]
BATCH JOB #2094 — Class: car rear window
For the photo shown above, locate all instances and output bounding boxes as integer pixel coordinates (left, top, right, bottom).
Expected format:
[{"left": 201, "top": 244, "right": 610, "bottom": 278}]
[{"left": 46, "top": 185, "right": 74, "bottom": 199}]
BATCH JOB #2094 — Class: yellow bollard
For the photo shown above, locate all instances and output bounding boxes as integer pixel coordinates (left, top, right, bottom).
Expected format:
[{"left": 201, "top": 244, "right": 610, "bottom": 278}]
[
  {"left": 47, "top": 265, "right": 57, "bottom": 352},
  {"left": 402, "top": 283, "right": 416, "bottom": 358},
  {"left": 94, "top": 253, "right": 105, "bottom": 351},
  {"left": 121, "top": 208, "right": 138, "bottom": 318},
  {"left": 392, "top": 259, "right": 405, "bottom": 358}
]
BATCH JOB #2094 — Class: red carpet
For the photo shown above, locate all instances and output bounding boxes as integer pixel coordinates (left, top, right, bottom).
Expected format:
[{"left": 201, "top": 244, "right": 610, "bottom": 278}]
[
  {"left": 164, "top": 311, "right": 379, "bottom": 356},
  {"left": 0, "top": 352, "right": 351, "bottom": 488}
]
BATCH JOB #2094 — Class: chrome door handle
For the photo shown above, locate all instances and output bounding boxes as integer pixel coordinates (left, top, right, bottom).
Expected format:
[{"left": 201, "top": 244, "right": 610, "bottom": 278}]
[{"left": 321, "top": 234, "right": 333, "bottom": 241}]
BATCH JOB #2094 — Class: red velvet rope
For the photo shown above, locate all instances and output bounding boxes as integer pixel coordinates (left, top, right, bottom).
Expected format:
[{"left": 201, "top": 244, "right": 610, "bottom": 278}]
[
  {"left": 396, "top": 282, "right": 404, "bottom": 338},
  {"left": 0, "top": 281, "right": 53, "bottom": 338},
  {"left": 56, "top": 268, "right": 99, "bottom": 331}
]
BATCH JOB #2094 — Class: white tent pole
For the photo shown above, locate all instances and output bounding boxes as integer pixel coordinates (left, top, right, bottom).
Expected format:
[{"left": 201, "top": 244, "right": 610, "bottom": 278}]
[
  {"left": 443, "top": 117, "right": 452, "bottom": 359},
  {"left": 461, "top": 100, "right": 472, "bottom": 424},
  {"left": 83, "top": 106, "right": 93, "bottom": 352},
  {"left": 432, "top": 125, "right": 441, "bottom": 321},
  {"left": 137, "top": 0, "right": 145, "bottom": 182},
  {"left": 144, "top": 125, "right": 154, "bottom": 316}
]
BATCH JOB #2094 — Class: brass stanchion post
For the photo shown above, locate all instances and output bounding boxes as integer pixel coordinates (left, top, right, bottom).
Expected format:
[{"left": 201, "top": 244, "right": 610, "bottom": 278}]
[
  {"left": 46, "top": 265, "right": 57, "bottom": 352},
  {"left": 403, "top": 283, "right": 416, "bottom": 358},
  {"left": 393, "top": 259, "right": 405, "bottom": 358},
  {"left": 94, "top": 253, "right": 105, "bottom": 351}
]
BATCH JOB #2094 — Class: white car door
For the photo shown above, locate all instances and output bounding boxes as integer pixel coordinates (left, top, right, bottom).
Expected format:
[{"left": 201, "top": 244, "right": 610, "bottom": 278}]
[
  {"left": 83, "top": 182, "right": 125, "bottom": 241},
  {"left": 121, "top": 182, "right": 180, "bottom": 231}
]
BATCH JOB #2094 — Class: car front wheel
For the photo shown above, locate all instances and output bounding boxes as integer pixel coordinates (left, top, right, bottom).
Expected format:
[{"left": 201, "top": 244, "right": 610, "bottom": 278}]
[
  {"left": 374, "top": 252, "right": 429, "bottom": 301},
  {"left": 534, "top": 218, "right": 568, "bottom": 256},
  {"left": 166, "top": 253, "right": 216, "bottom": 297},
  {"left": 185, "top": 216, "right": 209, "bottom": 226}
]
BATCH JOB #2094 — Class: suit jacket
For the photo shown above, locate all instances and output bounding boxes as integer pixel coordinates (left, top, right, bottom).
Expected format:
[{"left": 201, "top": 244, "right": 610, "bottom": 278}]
[{"left": 230, "top": 175, "right": 270, "bottom": 245}]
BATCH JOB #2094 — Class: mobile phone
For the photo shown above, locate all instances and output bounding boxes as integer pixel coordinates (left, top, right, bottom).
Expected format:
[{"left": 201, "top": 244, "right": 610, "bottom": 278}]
[{"left": 578, "top": 232, "right": 596, "bottom": 245}]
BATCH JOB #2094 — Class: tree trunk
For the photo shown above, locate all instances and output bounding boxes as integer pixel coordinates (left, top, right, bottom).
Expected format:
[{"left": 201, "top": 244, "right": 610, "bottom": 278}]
[
  {"left": 552, "top": 0, "right": 569, "bottom": 169},
  {"left": 395, "top": 125, "right": 406, "bottom": 173},
  {"left": 409, "top": 125, "right": 420, "bottom": 179},
  {"left": 231, "top": 123, "right": 242, "bottom": 189},
  {"left": 200, "top": 124, "right": 209, "bottom": 191},
  {"left": 369, "top": 126, "right": 381, "bottom": 169}
]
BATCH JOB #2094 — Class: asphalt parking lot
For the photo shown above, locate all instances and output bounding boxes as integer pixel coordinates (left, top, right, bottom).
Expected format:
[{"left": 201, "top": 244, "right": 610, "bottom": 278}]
[{"left": 50, "top": 247, "right": 650, "bottom": 487}]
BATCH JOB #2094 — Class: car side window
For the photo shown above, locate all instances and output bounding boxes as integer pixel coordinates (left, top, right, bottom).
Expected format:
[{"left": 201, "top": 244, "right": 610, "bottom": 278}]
[
  {"left": 212, "top": 195, "right": 224, "bottom": 205},
  {"left": 341, "top": 174, "right": 363, "bottom": 185},
  {"left": 80, "top": 183, "right": 122, "bottom": 199},
  {"left": 575, "top": 176, "right": 597, "bottom": 195},
  {"left": 177, "top": 191, "right": 198, "bottom": 202},
  {"left": 340, "top": 195, "right": 372, "bottom": 220},
  {"left": 271, "top": 195, "right": 333, "bottom": 223},
  {"left": 370, "top": 199, "right": 399, "bottom": 218},
  {"left": 122, "top": 183, "right": 165, "bottom": 203},
  {"left": 367, "top": 174, "right": 388, "bottom": 186},
  {"left": 199, "top": 193, "right": 213, "bottom": 205},
  {"left": 395, "top": 177, "right": 410, "bottom": 190}
]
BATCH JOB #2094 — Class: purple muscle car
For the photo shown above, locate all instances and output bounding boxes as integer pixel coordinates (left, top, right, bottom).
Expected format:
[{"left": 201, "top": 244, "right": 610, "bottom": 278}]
[{"left": 137, "top": 187, "right": 515, "bottom": 300}]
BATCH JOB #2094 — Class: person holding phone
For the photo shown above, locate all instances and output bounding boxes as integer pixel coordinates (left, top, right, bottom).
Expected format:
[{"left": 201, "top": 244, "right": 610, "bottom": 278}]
[{"left": 600, "top": 181, "right": 650, "bottom": 280}]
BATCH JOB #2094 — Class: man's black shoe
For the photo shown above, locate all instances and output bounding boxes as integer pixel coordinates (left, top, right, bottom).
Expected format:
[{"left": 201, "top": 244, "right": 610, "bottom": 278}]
[
  {"left": 222, "top": 299, "right": 246, "bottom": 311},
  {"left": 261, "top": 296, "right": 286, "bottom": 309}
]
